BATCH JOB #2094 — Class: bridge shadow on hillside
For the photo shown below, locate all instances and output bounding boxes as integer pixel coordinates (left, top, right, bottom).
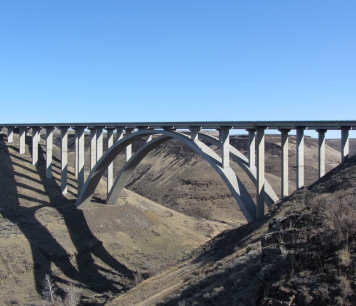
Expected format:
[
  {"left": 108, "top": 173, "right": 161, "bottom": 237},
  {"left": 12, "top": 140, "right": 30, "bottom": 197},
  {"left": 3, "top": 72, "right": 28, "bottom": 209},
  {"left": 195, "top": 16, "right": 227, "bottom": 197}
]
[{"left": 0, "top": 134, "right": 135, "bottom": 302}]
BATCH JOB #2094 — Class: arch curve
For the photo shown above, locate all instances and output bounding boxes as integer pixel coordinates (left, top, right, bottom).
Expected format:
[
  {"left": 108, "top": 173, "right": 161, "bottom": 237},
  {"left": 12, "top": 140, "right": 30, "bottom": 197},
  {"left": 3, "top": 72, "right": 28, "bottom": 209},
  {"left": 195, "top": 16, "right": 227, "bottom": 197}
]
[{"left": 76, "top": 129, "right": 263, "bottom": 222}]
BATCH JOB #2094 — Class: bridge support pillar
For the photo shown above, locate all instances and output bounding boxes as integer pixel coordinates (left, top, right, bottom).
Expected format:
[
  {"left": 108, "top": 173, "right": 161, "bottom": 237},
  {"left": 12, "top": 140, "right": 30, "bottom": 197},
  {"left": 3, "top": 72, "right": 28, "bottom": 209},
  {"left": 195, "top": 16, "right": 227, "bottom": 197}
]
[
  {"left": 77, "top": 127, "right": 85, "bottom": 194},
  {"left": 219, "top": 127, "right": 230, "bottom": 169},
  {"left": 125, "top": 128, "right": 134, "bottom": 161},
  {"left": 32, "top": 127, "right": 40, "bottom": 166},
  {"left": 89, "top": 128, "right": 97, "bottom": 170},
  {"left": 7, "top": 127, "right": 14, "bottom": 143},
  {"left": 75, "top": 130, "right": 79, "bottom": 178},
  {"left": 341, "top": 127, "right": 350, "bottom": 162},
  {"left": 248, "top": 129, "right": 256, "bottom": 169},
  {"left": 146, "top": 135, "right": 153, "bottom": 143},
  {"left": 19, "top": 128, "right": 26, "bottom": 154},
  {"left": 318, "top": 129, "right": 326, "bottom": 178},
  {"left": 107, "top": 128, "right": 114, "bottom": 195},
  {"left": 61, "top": 128, "right": 68, "bottom": 195},
  {"left": 116, "top": 128, "right": 124, "bottom": 143},
  {"left": 190, "top": 127, "right": 200, "bottom": 143},
  {"left": 280, "top": 129, "right": 290, "bottom": 198},
  {"left": 256, "top": 127, "right": 266, "bottom": 220},
  {"left": 46, "top": 127, "right": 54, "bottom": 179},
  {"left": 296, "top": 127, "right": 305, "bottom": 189},
  {"left": 96, "top": 128, "right": 104, "bottom": 162}
]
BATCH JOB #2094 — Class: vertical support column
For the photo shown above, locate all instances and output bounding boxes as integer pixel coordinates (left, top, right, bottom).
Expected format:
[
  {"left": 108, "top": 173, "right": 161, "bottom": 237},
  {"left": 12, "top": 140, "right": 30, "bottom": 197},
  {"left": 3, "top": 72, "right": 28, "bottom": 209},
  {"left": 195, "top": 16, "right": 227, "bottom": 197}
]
[
  {"left": 77, "top": 127, "right": 85, "bottom": 195},
  {"left": 116, "top": 128, "right": 124, "bottom": 143},
  {"left": 96, "top": 128, "right": 104, "bottom": 162},
  {"left": 341, "top": 127, "right": 350, "bottom": 162},
  {"left": 146, "top": 135, "right": 153, "bottom": 143},
  {"left": 75, "top": 130, "right": 79, "bottom": 178},
  {"left": 8, "top": 127, "right": 14, "bottom": 143},
  {"left": 318, "top": 129, "right": 326, "bottom": 178},
  {"left": 280, "top": 129, "right": 289, "bottom": 198},
  {"left": 89, "top": 128, "right": 97, "bottom": 170},
  {"left": 107, "top": 128, "right": 114, "bottom": 195},
  {"left": 219, "top": 126, "right": 230, "bottom": 169},
  {"left": 46, "top": 127, "right": 54, "bottom": 179},
  {"left": 125, "top": 128, "right": 133, "bottom": 161},
  {"left": 190, "top": 126, "right": 200, "bottom": 143},
  {"left": 256, "top": 127, "right": 265, "bottom": 220},
  {"left": 296, "top": 127, "right": 305, "bottom": 189},
  {"left": 19, "top": 127, "right": 26, "bottom": 154},
  {"left": 61, "top": 127, "right": 69, "bottom": 195},
  {"left": 32, "top": 127, "right": 40, "bottom": 166},
  {"left": 247, "top": 129, "right": 256, "bottom": 169}
]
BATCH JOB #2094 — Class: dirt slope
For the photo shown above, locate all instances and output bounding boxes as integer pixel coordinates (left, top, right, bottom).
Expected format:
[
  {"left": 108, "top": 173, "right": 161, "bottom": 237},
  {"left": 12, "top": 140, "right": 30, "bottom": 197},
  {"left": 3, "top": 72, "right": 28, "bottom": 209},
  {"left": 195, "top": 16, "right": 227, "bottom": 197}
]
[
  {"left": 0, "top": 134, "right": 229, "bottom": 305},
  {"left": 109, "top": 155, "right": 356, "bottom": 306}
]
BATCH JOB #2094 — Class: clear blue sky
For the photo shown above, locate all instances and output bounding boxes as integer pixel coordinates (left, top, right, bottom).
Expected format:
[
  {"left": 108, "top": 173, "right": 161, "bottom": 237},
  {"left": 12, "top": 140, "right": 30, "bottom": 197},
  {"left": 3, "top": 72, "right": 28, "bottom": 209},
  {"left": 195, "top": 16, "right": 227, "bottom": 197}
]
[{"left": 0, "top": 1, "right": 355, "bottom": 123}]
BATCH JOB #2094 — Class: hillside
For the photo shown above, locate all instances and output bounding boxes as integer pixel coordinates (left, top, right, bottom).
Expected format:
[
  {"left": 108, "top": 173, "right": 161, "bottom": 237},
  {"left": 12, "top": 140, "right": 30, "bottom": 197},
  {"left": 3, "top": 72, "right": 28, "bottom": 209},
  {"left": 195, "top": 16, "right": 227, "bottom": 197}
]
[
  {"left": 0, "top": 134, "right": 229, "bottom": 305},
  {"left": 109, "top": 155, "right": 356, "bottom": 306}
]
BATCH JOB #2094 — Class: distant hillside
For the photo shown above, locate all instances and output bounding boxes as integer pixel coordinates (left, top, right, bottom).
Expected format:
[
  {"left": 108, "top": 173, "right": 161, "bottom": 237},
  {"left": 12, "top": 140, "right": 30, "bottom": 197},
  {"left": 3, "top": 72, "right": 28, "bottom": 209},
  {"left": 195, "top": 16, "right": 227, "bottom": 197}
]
[{"left": 109, "top": 155, "right": 356, "bottom": 306}]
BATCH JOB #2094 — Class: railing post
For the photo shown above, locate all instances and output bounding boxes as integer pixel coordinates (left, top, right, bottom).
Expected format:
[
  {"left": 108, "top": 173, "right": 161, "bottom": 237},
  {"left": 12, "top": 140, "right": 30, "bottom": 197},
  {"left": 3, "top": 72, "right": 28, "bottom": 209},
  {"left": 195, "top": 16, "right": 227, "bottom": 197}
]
[
  {"left": 296, "top": 127, "right": 305, "bottom": 189},
  {"left": 77, "top": 127, "right": 85, "bottom": 194},
  {"left": 32, "top": 127, "right": 40, "bottom": 166},
  {"left": 247, "top": 129, "right": 256, "bottom": 169},
  {"left": 219, "top": 126, "right": 230, "bottom": 169},
  {"left": 341, "top": 127, "right": 350, "bottom": 162},
  {"left": 19, "top": 127, "right": 26, "bottom": 154},
  {"left": 60, "top": 127, "right": 69, "bottom": 195},
  {"left": 280, "top": 129, "right": 290, "bottom": 198},
  {"left": 46, "top": 127, "right": 54, "bottom": 179},
  {"left": 317, "top": 129, "right": 327, "bottom": 178},
  {"left": 256, "top": 127, "right": 266, "bottom": 220},
  {"left": 89, "top": 127, "right": 97, "bottom": 170},
  {"left": 107, "top": 128, "right": 114, "bottom": 195}
]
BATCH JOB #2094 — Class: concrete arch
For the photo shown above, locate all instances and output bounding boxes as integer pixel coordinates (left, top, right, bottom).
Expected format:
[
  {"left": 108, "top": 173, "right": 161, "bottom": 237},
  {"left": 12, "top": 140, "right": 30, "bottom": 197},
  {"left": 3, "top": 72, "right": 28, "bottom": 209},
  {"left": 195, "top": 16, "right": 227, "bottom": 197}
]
[
  {"left": 76, "top": 129, "right": 257, "bottom": 222},
  {"left": 198, "top": 133, "right": 279, "bottom": 205}
]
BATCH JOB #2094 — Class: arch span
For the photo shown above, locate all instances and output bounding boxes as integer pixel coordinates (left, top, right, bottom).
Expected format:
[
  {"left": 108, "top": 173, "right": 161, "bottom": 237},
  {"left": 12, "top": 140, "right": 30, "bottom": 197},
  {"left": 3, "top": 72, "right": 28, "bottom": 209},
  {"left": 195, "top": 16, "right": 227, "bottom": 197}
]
[{"left": 76, "top": 129, "right": 276, "bottom": 222}]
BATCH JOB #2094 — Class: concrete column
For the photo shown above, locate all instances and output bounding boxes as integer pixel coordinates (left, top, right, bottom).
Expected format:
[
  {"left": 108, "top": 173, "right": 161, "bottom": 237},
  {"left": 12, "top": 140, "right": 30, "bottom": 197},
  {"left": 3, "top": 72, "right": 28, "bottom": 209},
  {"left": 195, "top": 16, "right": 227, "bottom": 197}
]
[
  {"left": 75, "top": 130, "right": 79, "bottom": 179},
  {"left": 7, "top": 127, "right": 14, "bottom": 143},
  {"left": 115, "top": 128, "right": 124, "bottom": 143},
  {"left": 32, "top": 128, "right": 40, "bottom": 166},
  {"left": 318, "top": 129, "right": 327, "bottom": 178},
  {"left": 77, "top": 127, "right": 85, "bottom": 194},
  {"left": 190, "top": 127, "right": 200, "bottom": 143},
  {"left": 256, "top": 127, "right": 265, "bottom": 220},
  {"left": 146, "top": 135, "right": 153, "bottom": 143},
  {"left": 96, "top": 128, "right": 104, "bottom": 162},
  {"left": 280, "top": 129, "right": 289, "bottom": 198},
  {"left": 46, "top": 127, "right": 54, "bottom": 179},
  {"left": 341, "top": 127, "right": 350, "bottom": 162},
  {"left": 60, "top": 127, "right": 69, "bottom": 195},
  {"left": 107, "top": 128, "right": 114, "bottom": 195},
  {"left": 219, "top": 127, "right": 230, "bottom": 169},
  {"left": 89, "top": 128, "right": 97, "bottom": 170},
  {"left": 125, "top": 128, "right": 133, "bottom": 161},
  {"left": 19, "top": 128, "right": 26, "bottom": 154},
  {"left": 247, "top": 129, "right": 256, "bottom": 169},
  {"left": 296, "top": 127, "right": 305, "bottom": 189}
]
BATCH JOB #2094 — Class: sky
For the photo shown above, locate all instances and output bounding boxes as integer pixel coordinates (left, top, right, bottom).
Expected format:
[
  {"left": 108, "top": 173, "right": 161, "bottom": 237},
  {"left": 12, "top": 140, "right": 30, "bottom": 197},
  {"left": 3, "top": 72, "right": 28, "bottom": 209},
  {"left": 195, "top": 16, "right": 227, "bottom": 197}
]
[{"left": 0, "top": 1, "right": 355, "bottom": 124}]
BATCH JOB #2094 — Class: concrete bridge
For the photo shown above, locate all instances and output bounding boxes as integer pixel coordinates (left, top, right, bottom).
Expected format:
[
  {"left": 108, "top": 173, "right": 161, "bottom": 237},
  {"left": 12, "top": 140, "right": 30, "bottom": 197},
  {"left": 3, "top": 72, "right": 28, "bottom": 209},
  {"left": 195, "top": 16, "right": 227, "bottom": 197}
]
[{"left": 1, "top": 121, "right": 355, "bottom": 223}]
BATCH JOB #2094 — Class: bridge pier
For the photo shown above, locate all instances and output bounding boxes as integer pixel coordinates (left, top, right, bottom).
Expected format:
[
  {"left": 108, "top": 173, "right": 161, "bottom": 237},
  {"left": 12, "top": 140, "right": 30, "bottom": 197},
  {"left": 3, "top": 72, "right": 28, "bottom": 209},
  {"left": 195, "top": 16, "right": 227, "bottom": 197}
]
[
  {"left": 7, "top": 127, "right": 14, "bottom": 143},
  {"left": 190, "top": 127, "right": 200, "bottom": 143},
  {"left": 32, "top": 127, "right": 40, "bottom": 166},
  {"left": 341, "top": 127, "right": 350, "bottom": 162},
  {"left": 248, "top": 129, "right": 256, "bottom": 169},
  {"left": 46, "top": 127, "right": 54, "bottom": 179},
  {"left": 107, "top": 128, "right": 114, "bottom": 195},
  {"left": 96, "top": 128, "right": 104, "bottom": 162},
  {"left": 75, "top": 130, "right": 79, "bottom": 178},
  {"left": 256, "top": 127, "right": 265, "bottom": 220},
  {"left": 318, "top": 129, "right": 326, "bottom": 178},
  {"left": 77, "top": 127, "right": 85, "bottom": 194},
  {"left": 296, "top": 127, "right": 305, "bottom": 189},
  {"left": 125, "top": 128, "right": 134, "bottom": 161},
  {"left": 19, "top": 127, "right": 26, "bottom": 154},
  {"left": 280, "top": 129, "right": 290, "bottom": 198},
  {"left": 61, "top": 127, "right": 69, "bottom": 195},
  {"left": 89, "top": 128, "right": 97, "bottom": 170},
  {"left": 219, "top": 127, "right": 230, "bottom": 168}
]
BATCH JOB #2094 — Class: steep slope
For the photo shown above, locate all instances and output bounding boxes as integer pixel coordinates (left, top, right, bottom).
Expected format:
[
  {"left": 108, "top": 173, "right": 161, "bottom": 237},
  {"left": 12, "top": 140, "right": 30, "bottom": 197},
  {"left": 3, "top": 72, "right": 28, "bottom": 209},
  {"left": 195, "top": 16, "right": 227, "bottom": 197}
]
[
  {"left": 109, "top": 155, "right": 356, "bottom": 306},
  {"left": 0, "top": 134, "right": 229, "bottom": 305}
]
